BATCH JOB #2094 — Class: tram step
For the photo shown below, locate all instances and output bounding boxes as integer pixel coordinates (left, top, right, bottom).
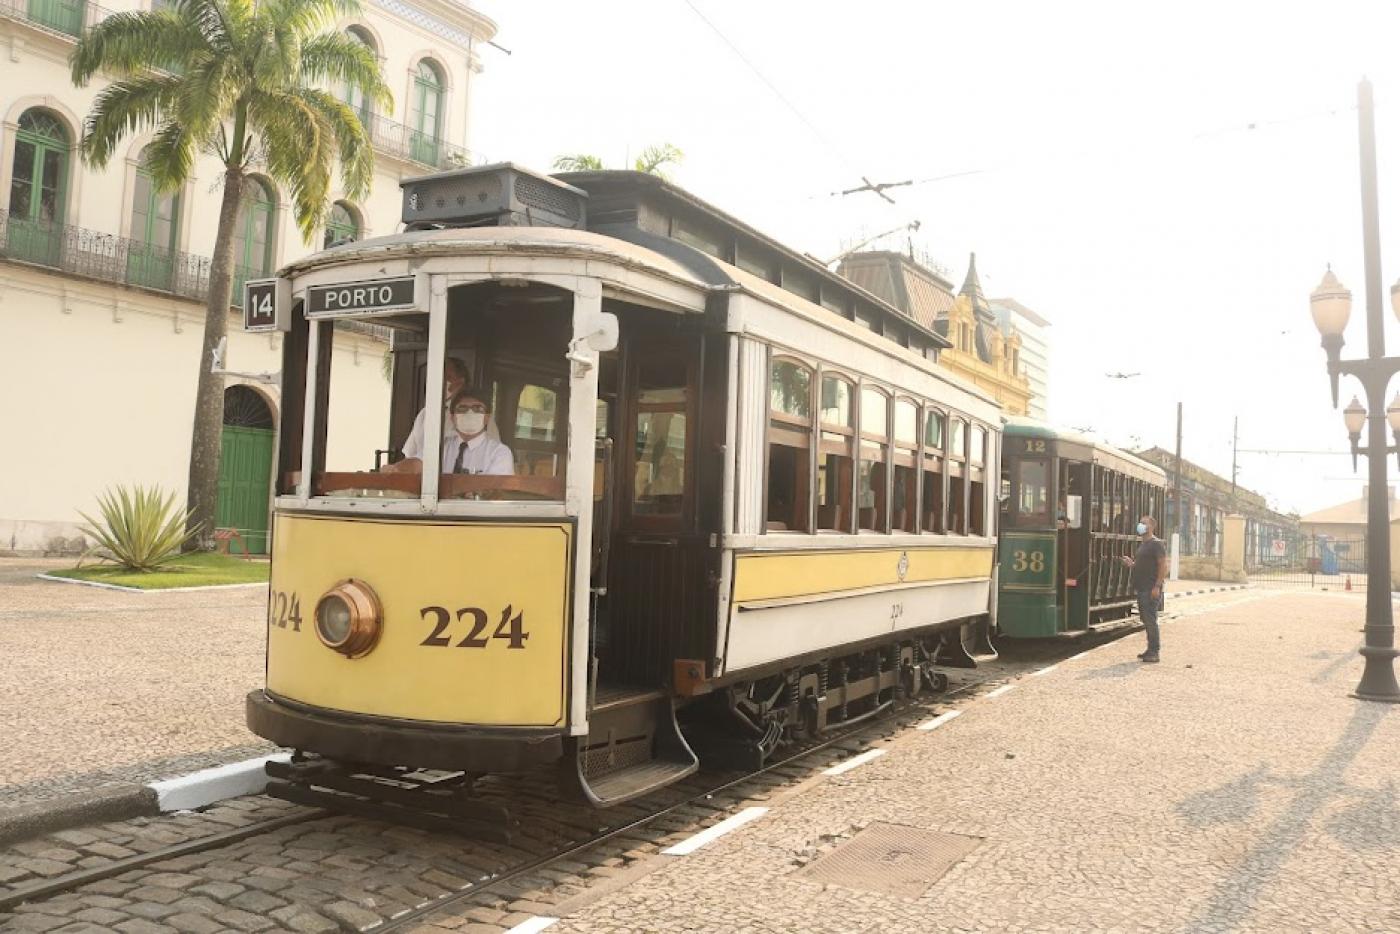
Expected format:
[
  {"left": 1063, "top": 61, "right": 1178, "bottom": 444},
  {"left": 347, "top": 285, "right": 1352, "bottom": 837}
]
[{"left": 572, "top": 696, "right": 698, "bottom": 807}]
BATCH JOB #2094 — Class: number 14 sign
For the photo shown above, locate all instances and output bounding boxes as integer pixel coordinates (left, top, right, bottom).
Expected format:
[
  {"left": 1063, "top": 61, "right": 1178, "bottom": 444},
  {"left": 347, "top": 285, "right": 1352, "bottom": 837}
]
[{"left": 243, "top": 277, "right": 291, "bottom": 332}]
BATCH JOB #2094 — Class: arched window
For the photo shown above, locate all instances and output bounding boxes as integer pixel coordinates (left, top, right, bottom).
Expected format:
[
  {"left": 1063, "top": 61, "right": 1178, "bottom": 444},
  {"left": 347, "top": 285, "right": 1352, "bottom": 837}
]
[
  {"left": 409, "top": 59, "right": 444, "bottom": 165},
  {"left": 766, "top": 358, "right": 812, "bottom": 532},
  {"left": 818, "top": 374, "right": 854, "bottom": 532},
  {"left": 8, "top": 109, "right": 70, "bottom": 265},
  {"left": 342, "top": 27, "right": 376, "bottom": 126},
  {"left": 128, "top": 145, "right": 181, "bottom": 289},
  {"left": 858, "top": 386, "right": 890, "bottom": 532},
  {"left": 233, "top": 177, "right": 276, "bottom": 303},
  {"left": 324, "top": 201, "right": 359, "bottom": 248},
  {"left": 892, "top": 398, "right": 919, "bottom": 533}
]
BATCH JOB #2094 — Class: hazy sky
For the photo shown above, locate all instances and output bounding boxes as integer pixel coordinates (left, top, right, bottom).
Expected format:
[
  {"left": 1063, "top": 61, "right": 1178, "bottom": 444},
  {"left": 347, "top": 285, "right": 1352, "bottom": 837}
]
[{"left": 471, "top": 0, "right": 1400, "bottom": 516}]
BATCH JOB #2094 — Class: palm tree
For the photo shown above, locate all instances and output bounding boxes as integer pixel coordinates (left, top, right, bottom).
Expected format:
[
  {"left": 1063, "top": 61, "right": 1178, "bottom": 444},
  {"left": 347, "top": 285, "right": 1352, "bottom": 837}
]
[
  {"left": 71, "top": 0, "right": 392, "bottom": 548},
  {"left": 552, "top": 154, "right": 605, "bottom": 172},
  {"left": 551, "top": 144, "right": 684, "bottom": 180}
]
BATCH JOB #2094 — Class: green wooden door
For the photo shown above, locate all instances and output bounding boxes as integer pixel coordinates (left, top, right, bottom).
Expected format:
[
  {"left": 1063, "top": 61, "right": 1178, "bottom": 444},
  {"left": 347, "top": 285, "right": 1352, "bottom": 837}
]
[
  {"left": 26, "top": 0, "right": 84, "bottom": 36},
  {"left": 217, "top": 425, "right": 274, "bottom": 554},
  {"left": 409, "top": 61, "right": 443, "bottom": 166}
]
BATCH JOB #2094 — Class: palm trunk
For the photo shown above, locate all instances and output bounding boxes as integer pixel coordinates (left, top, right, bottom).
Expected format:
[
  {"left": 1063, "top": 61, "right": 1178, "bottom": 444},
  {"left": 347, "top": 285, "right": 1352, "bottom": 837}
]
[{"left": 184, "top": 162, "right": 246, "bottom": 550}]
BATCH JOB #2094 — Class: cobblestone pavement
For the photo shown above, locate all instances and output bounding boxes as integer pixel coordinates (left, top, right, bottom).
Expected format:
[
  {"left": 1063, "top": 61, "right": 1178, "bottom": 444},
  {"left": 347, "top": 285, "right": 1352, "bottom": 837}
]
[
  {"left": 535, "top": 590, "right": 1400, "bottom": 934},
  {"left": 0, "top": 589, "right": 1263, "bottom": 932},
  {"left": 0, "top": 559, "right": 274, "bottom": 808}
]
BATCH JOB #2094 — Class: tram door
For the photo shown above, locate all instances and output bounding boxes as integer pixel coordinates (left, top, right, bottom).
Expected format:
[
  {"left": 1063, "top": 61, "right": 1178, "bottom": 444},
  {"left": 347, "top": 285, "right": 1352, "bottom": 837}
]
[{"left": 1064, "top": 461, "right": 1092, "bottom": 629}]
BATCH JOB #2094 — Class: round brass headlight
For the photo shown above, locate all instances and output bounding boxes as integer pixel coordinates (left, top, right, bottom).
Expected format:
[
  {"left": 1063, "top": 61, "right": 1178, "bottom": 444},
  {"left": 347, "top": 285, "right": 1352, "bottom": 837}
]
[{"left": 314, "top": 579, "right": 382, "bottom": 658}]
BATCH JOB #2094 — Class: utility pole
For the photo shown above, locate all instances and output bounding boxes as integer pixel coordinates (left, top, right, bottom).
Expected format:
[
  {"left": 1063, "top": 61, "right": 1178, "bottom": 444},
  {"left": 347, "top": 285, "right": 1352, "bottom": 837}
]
[
  {"left": 1230, "top": 416, "right": 1239, "bottom": 512},
  {"left": 1174, "top": 402, "right": 1185, "bottom": 546}
]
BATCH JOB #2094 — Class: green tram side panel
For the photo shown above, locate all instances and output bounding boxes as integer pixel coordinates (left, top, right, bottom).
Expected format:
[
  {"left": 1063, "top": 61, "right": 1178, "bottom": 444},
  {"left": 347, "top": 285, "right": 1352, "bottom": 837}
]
[{"left": 998, "top": 530, "right": 1059, "bottom": 637}]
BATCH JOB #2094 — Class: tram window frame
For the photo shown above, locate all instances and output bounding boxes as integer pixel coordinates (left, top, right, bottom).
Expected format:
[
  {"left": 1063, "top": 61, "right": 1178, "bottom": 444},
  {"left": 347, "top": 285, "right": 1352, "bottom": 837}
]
[
  {"left": 969, "top": 423, "right": 987, "bottom": 536},
  {"left": 922, "top": 407, "right": 946, "bottom": 534},
  {"left": 817, "top": 372, "right": 856, "bottom": 533},
  {"left": 857, "top": 385, "right": 891, "bottom": 533},
  {"left": 628, "top": 346, "right": 696, "bottom": 528},
  {"left": 892, "top": 396, "right": 920, "bottom": 533},
  {"left": 948, "top": 415, "right": 969, "bottom": 535},
  {"left": 765, "top": 355, "right": 814, "bottom": 533},
  {"left": 1014, "top": 457, "right": 1052, "bottom": 527}
]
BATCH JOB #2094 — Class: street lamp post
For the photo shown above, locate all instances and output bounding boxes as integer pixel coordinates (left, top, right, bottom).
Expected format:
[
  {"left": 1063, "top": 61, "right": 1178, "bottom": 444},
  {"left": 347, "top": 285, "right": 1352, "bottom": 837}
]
[{"left": 1310, "top": 79, "right": 1400, "bottom": 703}]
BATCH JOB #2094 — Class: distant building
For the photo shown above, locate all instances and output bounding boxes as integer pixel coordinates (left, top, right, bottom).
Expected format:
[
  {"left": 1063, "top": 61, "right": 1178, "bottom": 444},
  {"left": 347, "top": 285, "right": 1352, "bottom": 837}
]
[
  {"left": 838, "top": 251, "right": 1031, "bottom": 415},
  {"left": 990, "top": 297, "right": 1050, "bottom": 419},
  {"left": 1133, "top": 447, "right": 1298, "bottom": 561},
  {"left": 1299, "top": 486, "right": 1395, "bottom": 540}
]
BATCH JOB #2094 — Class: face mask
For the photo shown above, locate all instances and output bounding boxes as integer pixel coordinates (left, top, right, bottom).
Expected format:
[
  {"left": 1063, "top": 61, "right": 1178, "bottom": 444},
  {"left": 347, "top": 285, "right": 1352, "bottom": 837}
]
[
  {"left": 1136, "top": 522, "right": 1148, "bottom": 535},
  {"left": 454, "top": 412, "right": 486, "bottom": 435}
]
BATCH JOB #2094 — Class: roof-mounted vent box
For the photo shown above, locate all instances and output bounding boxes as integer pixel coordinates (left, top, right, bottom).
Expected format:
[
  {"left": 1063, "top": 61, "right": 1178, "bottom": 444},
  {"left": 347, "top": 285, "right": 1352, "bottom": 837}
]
[{"left": 400, "top": 162, "right": 587, "bottom": 230}]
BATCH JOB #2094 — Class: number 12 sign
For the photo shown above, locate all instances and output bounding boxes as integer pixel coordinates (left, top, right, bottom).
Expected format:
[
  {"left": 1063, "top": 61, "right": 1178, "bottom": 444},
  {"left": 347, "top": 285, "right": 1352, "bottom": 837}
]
[{"left": 243, "top": 278, "right": 290, "bottom": 332}]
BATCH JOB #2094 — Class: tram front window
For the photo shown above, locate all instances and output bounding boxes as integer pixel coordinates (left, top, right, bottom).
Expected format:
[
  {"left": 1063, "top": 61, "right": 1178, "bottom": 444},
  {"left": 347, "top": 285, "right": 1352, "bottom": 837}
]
[
  {"left": 1016, "top": 458, "right": 1051, "bottom": 527},
  {"left": 311, "top": 283, "right": 573, "bottom": 502}
]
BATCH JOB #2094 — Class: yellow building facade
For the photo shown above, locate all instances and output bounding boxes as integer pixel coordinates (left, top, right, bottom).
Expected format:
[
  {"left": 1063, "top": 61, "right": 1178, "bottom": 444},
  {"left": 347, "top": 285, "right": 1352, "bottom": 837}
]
[{"left": 838, "top": 251, "right": 1032, "bottom": 416}]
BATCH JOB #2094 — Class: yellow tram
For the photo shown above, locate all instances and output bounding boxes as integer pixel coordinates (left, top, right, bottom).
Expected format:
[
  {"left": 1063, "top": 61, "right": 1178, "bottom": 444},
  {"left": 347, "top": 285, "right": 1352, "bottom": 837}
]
[{"left": 242, "top": 164, "right": 1004, "bottom": 819}]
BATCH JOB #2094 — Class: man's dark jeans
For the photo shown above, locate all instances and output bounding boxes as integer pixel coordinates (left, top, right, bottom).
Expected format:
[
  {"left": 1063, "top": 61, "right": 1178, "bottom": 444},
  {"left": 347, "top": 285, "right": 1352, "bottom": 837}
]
[{"left": 1137, "top": 589, "right": 1161, "bottom": 654}]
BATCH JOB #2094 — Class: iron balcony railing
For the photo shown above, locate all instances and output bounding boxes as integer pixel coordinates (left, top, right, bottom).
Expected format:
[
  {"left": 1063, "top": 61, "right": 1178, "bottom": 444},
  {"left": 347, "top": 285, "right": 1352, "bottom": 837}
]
[
  {"left": 0, "top": 0, "right": 112, "bottom": 39},
  {"left": 360, "top": 111, "right": 483, "bottom": 172},
  {"left": 0, "top": 208, "right": 262, "bottom": 309}
]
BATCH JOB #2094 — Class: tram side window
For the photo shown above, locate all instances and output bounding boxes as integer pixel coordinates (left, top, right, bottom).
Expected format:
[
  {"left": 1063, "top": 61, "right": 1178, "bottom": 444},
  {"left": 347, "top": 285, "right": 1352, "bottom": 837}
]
[
  {"left": 922, "top": 409, "right": 946, "bottom": 533},
  {"left": 858, "top": 387, "right": 889, "bottom": 532},
  {"left": 969, "top": 424, "right": 987, "bottom": 536},
  {"left": 766, "top": 359, "right": 812, "bottom": 532},
  {"left": 513, "top": 382, "right": 562, "bottom": 478},
  {"left": 948, "top": 417, "right": 968, "bottom": 534},
  {"left": 633, "top": 356, "right": 688, "bottom": 518},
  {"left": 892, "top": 399, "right": 919, "bottom": 533},
  {"left": 817, "top": 376, "right": 855, "bottom": 532},
  {"left": 1016, "top": 458, "right": 1051, "bottom": 527}
]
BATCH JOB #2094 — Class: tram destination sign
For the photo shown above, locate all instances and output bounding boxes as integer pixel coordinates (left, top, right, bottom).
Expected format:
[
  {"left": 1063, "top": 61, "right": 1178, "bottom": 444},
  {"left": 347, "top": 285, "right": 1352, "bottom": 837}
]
[{"left": 306, "top": 276, "right": 418, "bottom": 318}]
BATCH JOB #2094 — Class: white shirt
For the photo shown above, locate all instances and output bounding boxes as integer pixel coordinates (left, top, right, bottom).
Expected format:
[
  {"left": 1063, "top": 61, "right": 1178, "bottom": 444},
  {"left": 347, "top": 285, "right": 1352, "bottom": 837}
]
[
  {"left": 439, "top": 432, "right": 515, "bottom": 476},
  {"left": 402, "top": 406, "right": 502, "bottom": 460}
]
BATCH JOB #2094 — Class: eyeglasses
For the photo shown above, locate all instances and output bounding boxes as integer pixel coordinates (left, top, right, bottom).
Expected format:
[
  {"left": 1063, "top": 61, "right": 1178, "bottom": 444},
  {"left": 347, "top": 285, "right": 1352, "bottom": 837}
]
[{"left": 452, "top": 404, "right": 487, "bottom": 414}]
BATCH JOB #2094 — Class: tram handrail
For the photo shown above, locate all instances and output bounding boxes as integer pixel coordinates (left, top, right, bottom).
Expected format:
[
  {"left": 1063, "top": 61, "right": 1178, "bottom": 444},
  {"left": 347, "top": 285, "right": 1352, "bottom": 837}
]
[{"left": 304, "top": 470, "right": 564, "bottom": 500}]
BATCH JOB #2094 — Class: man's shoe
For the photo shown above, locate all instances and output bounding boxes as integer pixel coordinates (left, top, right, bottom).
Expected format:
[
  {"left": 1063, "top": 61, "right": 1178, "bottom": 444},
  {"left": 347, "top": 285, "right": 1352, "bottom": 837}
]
[
  {"left": 1141, "top": 653, "right": 1160, "bottom": 664},
  {"left": 1137, "top": 651, "right": 1149, "bottom": 660}
]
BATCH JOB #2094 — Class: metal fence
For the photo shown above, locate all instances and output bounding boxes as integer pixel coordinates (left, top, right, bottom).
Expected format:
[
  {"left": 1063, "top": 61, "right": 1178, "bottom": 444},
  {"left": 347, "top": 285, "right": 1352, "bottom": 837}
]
[
  {"left": 0, "top": 209, "right": 259, "bottom": 309},
  {"left": 0, "top": 0, "right": 112, "bottom": 39},
  {"left": 1247, "top": 531, "right": 1368, "bottom": 592},
  {"left": 363, "top": 112, "right": 483, "bottom": 172}
]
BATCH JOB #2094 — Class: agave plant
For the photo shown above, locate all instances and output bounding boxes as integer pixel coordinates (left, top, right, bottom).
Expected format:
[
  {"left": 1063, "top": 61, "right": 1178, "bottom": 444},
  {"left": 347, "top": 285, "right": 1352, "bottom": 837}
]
[{"left": 78, "top": 485, "right": 200, "bottom": 571}]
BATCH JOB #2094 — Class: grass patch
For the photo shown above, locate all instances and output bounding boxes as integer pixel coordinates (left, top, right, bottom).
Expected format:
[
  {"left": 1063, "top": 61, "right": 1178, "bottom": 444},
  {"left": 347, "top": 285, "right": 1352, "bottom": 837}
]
[{"left": 49, "top": 551, "right": 270, "bottom": 590}]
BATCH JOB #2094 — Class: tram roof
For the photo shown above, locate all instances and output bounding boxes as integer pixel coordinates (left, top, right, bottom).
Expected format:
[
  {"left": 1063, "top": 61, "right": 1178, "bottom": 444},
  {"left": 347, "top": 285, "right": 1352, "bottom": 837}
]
[{"left": 1004, "top": 417, "right": 1167, "bottom": 484}]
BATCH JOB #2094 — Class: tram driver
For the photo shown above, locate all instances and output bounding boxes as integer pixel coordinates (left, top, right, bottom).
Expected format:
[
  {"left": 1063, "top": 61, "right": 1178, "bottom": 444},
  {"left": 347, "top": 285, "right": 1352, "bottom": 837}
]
[{"left": 385, "top": 387, "right": 515, "bottom": 477}]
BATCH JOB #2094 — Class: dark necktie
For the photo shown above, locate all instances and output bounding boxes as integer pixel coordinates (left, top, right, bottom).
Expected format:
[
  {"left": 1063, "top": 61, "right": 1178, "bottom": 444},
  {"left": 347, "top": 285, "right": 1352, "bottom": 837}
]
[{"left": 453, "top": 440, "right": 468, "bottom": 474}]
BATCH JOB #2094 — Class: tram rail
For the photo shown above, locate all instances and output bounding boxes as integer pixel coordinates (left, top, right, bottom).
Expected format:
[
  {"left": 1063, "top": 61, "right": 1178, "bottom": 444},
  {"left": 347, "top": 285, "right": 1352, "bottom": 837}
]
[{"left": 0, "top": 609, "right": 1183, "bottom": 929}]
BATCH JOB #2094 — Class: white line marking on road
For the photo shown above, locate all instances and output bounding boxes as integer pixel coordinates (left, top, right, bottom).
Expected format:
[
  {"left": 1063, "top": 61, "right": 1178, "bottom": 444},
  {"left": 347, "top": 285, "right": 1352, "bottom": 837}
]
[
  {"left": 505, "top": 919, "right": 559, "bottom": 934},
  {"left": 822, "top": 748, "right": 887, "bottom": 776},
  {"left": 1030, "top": 664, "right": 1059, "bottom": 677},
  {"left": 985, "top": 684, "right": 1016, "bottom": 699},
  {"left": 662, "top": 806, "right": 769, "bottom": 855},
  {"left": 917, "top": 710, "right": 962, "bottom": 731}
]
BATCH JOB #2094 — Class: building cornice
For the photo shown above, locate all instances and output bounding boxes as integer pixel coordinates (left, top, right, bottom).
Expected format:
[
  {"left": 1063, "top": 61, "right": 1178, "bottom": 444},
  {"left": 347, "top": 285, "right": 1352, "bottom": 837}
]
[{"left": 369, "top": 0, "right": 497, "bottom": 51}]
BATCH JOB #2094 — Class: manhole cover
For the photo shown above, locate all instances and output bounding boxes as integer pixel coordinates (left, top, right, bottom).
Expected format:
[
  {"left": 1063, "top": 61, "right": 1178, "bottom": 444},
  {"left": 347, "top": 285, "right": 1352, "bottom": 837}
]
[{"left": 795, "top": 823, "right": 982, "bottom": 898}]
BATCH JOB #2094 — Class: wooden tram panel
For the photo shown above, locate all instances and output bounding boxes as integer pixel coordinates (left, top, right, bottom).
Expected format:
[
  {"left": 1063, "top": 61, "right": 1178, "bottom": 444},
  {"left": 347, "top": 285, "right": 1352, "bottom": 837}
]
[{"left": 998, "top": 418, "right": 1168, "bottom": 638}]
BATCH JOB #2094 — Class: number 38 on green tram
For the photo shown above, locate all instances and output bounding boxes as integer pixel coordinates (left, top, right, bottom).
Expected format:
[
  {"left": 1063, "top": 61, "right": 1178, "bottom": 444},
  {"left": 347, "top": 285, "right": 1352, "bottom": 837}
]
[{"left": 996, "top": 418, "right": 1167, "bottom": 638}]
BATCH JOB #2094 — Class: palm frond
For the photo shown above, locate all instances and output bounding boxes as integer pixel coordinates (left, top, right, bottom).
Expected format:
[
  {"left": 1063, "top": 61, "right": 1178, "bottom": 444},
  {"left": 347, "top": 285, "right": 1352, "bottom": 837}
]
[
  {"left": 80, "top": 75, "right": 181, "bottom": 167},
  {"left": 264, "top": 0, "right": 363, "bottom": 42},
  {"left": 634, "top": 143, "right": 683, "bottom": 178},
  {"left": 250, "top": 87, "right": 335, "bottom": 238},
  {"left": 299, "top": 87, "right": 374, "bottom": 200},
  {"left": 552, "top": 154, "right": 606, "bottom": 172},
  {"left": 70, "top": 9, "right": 204, "bottom": 84},
  {"left": 299, "top": 32, "right": 392, "bottom": 111},
  {"left": 141, "top": 121, "right": 199, "bottom": 195}
]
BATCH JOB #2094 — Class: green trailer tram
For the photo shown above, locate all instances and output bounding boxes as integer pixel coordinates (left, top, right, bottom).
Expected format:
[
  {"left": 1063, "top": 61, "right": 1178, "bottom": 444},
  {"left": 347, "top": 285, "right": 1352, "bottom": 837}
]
[{"left": 996, "top": 418, "right": 1168, "bottom": 637}]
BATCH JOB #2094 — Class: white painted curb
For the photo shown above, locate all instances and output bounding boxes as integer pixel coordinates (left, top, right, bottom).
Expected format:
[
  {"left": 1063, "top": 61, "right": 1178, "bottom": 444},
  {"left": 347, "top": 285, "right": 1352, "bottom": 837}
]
[
  {"left": 36, "top": 572, "right": 267, "bottom": 594},
  {"left": 149, "top": 753, "right": 292, "bottom": 812},
  {"left": 504, "top": 918, "right": 559, "bottom": 934},
  {"left": 822, "top": 748, "right": 887, "bottom": 776},
  {"left": 662, "top": 806, "right": 769, "bottom": 856}
]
